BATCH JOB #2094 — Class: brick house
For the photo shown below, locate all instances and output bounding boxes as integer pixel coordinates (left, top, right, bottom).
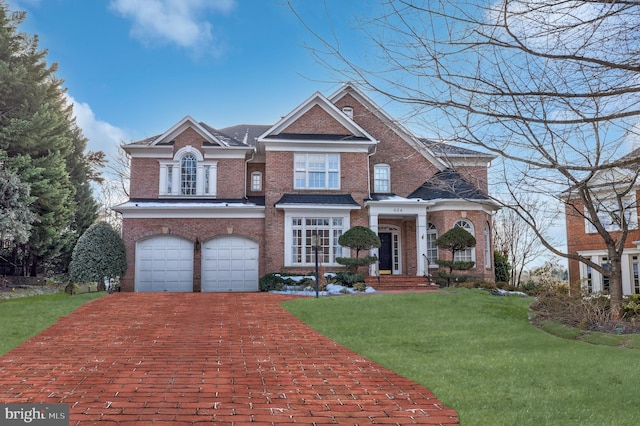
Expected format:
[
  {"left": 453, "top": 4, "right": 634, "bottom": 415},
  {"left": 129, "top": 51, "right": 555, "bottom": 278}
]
[
  {"left": 115, "top": 84, "right": 499, "bottom": 292},
  {"left": 566, "top": 163, "right": 640, "bottom": 295}
]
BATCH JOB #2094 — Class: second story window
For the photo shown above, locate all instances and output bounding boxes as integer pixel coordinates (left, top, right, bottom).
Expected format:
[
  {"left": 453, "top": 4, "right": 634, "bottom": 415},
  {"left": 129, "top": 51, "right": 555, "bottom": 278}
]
[
  {"left": 374, "top": 164, "right": 391, "bottom": 193},
  {"left": 251, "top": 171, "right": 263, "bottom": 192},
  {"left": 586, "top": 194, "right": 638, "bottom": 233},
  {"left": 180, "top": 154, "right": 197, "bottom": 195},
  {"left": 294, "top": 153, "right": 340, "bottom": 190},
  {"left": 159, "top": 146, "right": 217, "bottom": 197}
]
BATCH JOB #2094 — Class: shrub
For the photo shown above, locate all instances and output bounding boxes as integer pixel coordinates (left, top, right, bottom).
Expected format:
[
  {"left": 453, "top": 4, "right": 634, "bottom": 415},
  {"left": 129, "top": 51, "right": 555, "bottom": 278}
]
[
  {"left": 258, "top": 273, "right": 286, "bottom": 292},
  {"left": 352, "top": 282, "right": 367, "bottom": 292},
  {"left": 332, "top": 272, "right": 364, "bottom": 288},
  {"left": 64, "top": 283, "right": 79, "bottom": 295},
  {"left": 623, "top": 295, "right": 640, "bottom": 319},
  {"left": 69, "top": 222, "right": 126, "bottom": 288},
  {"left": 336, "top": 226, "right": 380, "bottom": 273}
]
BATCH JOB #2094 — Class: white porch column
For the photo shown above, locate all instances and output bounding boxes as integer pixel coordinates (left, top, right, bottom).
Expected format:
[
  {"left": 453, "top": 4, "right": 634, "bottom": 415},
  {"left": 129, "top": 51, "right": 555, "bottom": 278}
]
[
  {"left": 416, "top": 211, "right": 427, "bottom": 276},
  {"left": 369, "top": 213, "right": 379, "bottom": 276}
]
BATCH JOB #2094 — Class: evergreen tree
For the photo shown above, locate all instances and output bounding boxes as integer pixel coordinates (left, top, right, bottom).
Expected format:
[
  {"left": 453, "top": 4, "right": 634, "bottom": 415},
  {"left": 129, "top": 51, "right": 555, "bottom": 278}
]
[
  {"left": 435, "top": 227, "right": 476, "bottom": 287},
  {"left": 0, "top": 2, "right": 100, "bottom": 275},
  {"left": 69, "top": 221, "right": 126, "bottom": 288},
  {"left": 0, "top": 153, "right": 34, "bottom": 246},
  {"left": 335, "top": 226, "right": 381, "bottom": 273}
]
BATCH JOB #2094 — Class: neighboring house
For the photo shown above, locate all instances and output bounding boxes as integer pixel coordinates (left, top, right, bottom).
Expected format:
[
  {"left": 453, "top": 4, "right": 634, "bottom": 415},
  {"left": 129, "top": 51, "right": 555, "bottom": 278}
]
[
  {"left": 114, "top": 84, "right": 499, "bottom": 292},
  {"left": 566, "top": 163, "right": 640, "bottom": 295}
]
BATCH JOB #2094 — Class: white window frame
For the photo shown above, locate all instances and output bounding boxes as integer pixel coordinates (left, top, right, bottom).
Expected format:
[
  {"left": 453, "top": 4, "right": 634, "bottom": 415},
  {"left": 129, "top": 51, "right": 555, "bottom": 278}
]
[
  {"left": 251, "top": 171, "right": 263, "bottom": 192},
  {"left": 294, "top": 153, "right": 340, "bottom": 190},
  {"left": 631, "top": 256, "right": 640, "bottom": 295},
  {"left": 159, "top": 146, "right": 218, "bottom": 197},
  {"left": 373, "top": 164, "right": 391, "bottom": 193},
  {"left": 454, "top": 219, "right": 475, "bottom": 263},
  {"left": 484, "top": 223, "right": 491, "bottom": 268},
  {"left": 426, "top": 222, "right": 438, "bottom": 267},
  {"left": 585, "top": 193, "right": 638, "bottom": 233},
  {"left": 284, "top": 210, "right": 350, "bottom": 267}
]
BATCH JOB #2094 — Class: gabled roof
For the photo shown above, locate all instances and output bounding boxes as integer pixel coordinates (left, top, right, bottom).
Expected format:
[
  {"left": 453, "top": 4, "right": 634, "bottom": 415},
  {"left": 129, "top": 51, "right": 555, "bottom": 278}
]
[
  {"left": 125, "top": 116, "right": 253, "bottom": 150},
  {"left": 328, "top": 83, "right": 448, "bottom": 170},
  {"left": 257, "top": 91, "right": 376, "bottom": 147},
  {"left": 408, "top": 169, "right": 491, "bottom": 201}
]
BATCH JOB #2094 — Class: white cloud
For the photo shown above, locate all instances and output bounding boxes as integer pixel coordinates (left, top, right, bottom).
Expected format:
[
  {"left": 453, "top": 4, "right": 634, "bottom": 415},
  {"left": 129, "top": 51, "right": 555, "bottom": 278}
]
[
  {"left": 108, "top": 0, "right": 235, "bottom": 53},
  {"left": 66, "top": 95, "right": 128, "bottom": 165}
]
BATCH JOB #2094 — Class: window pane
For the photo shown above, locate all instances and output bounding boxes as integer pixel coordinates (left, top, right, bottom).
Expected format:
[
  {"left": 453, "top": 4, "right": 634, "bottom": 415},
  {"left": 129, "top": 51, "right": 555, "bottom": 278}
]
[
  {"left": 292, "top": 216, "right": 345, "bottom": 265},
  {"left": 374, "top": 165, "right": 390, "bottom": 192},
  {"left": 181, "top": 154, "right": 197, "bottom": 195}
]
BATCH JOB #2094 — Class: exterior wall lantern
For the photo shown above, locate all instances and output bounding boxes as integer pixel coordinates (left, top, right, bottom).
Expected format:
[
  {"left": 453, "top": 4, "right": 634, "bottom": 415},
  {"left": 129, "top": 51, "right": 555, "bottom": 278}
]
[{"left": 310, "top": 232, "right": 321, "bottom": 298}]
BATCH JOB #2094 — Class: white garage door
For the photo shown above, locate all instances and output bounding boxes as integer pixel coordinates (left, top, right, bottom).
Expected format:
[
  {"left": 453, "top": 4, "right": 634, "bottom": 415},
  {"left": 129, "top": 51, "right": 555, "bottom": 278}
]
[
  {"left": 202, "top": 236, "right": 259, "bottom": 292},
  {"left": 135, "top": 236, "right": 194, "bottom": 292}
]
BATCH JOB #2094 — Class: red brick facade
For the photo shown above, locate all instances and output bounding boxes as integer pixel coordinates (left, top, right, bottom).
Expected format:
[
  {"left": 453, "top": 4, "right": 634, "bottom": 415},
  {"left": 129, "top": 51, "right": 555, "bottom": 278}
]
[{"left": 116, "top": 85, "right": 497, "bottom": 291}]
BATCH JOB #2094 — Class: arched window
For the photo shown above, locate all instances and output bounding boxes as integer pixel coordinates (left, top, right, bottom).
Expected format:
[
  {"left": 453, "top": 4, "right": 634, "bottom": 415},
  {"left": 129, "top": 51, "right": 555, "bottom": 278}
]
[
  {"left": 374, "top": 164, "right": 391, "bottom": 193},
  {"left": 454, "top": 219, "right": 475, "bottom": 262},
  {"left": 180, "top": 154, "right": 197, "bottom": 195},
  {"left": 426, "top": 222, "right": 438, "bottom": 266},
  {"left": 158, "top": 146, "right": 217, "bottom": 197}
]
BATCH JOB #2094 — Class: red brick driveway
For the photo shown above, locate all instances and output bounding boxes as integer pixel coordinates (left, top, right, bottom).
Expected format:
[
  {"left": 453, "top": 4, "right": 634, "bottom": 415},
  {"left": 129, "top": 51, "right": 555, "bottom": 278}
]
[{"left": 0, "top": 293, "right": 458, "bottom": 425}]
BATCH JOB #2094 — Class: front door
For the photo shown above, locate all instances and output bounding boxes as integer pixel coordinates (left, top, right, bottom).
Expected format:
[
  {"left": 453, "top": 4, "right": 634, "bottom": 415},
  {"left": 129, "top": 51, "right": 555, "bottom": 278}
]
[{"left": 379, "top": 232, "right": 393, "bottom": 274}]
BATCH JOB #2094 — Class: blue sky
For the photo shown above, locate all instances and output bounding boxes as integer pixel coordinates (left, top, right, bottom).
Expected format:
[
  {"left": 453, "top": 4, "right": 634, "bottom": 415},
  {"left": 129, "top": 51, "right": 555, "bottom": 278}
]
[{"left": 6, "top": 0, "right": 381, "bottom": 161}]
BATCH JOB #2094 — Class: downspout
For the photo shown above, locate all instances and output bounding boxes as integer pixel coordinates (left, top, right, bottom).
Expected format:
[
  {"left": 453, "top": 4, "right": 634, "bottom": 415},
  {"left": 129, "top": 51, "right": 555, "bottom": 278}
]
[
  {"left": 243, "top": 129, "right": 255, "bottom": 199},
  {"left": 367, "top": 144, "right": 377, "bottom": 199}
]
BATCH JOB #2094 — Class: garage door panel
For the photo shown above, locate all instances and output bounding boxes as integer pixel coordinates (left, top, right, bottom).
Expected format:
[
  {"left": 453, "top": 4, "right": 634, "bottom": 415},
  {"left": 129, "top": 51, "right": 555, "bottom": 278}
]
[
  {"left": 202, "top": 236, "right": 258, "bottom": 292},
  {"left": 135, "top": 236, "right": 194, "bottom": 292}
]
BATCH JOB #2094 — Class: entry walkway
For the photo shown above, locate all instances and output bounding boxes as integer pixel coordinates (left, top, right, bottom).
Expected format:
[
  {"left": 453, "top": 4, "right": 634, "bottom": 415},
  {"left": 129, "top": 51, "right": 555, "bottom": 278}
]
[{"left": 0, "top": 293, "right": 458, "bottom": 424}]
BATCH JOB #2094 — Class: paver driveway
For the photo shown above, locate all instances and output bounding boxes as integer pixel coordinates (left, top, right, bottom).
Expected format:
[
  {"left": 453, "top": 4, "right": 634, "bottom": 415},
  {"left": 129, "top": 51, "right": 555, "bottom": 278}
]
[{"left": 0, "top": 293, "right": 458, "bottom": 425}]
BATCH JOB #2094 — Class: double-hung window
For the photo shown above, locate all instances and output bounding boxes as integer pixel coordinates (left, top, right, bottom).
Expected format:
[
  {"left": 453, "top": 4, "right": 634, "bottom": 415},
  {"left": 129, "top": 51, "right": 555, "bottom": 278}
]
[
  {"left": 294, "top": 153, "right": 340, "bottom": 189},
  {"left": 374, "top": 164, "right": 391, "bottom": 193}
]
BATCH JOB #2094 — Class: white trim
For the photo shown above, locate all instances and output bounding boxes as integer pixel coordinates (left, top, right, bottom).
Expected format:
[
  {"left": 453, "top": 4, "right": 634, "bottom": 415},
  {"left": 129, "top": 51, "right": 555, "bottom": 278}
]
[
  {"left": 378, "top": 225, "right": 402, "bottom": 275},
  {"left": 124, "top": 145, "right": 174, "bottom": 158},
  {"left": 263, "top": 141, "right": 372, "bottom": 153},
  {"left": 151, "top": 115, "right": 229, "bottom": 147},
  {"left": 203, "top": 146, "right": 253, "bottom": 159},
  {"left": 283, "top": 209, "right": 351, "bottom": 267},
  {"left": 258, "top": 92, "right": 376, "bottom": 141},
  {"left": 275, "top": 203, "right": 360, "bottom": 211},
  {"left": 426, "top": 198, "right": 500, "bottom": 213},
  {"left": 114, "top": 202, "right": 265, "bottom": 219}
]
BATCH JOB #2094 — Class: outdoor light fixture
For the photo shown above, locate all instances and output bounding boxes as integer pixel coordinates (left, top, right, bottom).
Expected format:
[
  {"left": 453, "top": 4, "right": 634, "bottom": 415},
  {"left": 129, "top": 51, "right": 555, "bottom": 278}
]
[
  {"left": 311, "top": 232, "right": 320, "bottom": 298},
  {"left": 194, "top": 237, "right": 200, "bottom": 251}
]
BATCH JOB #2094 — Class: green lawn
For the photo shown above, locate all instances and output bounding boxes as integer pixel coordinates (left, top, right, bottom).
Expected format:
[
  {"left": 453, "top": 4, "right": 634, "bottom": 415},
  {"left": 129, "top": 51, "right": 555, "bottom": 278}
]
[
  {"left": 283, "top": 289, "right": 640, "bottom": 426},
  {"left": 0, "top": 291, "right": 106, "bottom": 356}
]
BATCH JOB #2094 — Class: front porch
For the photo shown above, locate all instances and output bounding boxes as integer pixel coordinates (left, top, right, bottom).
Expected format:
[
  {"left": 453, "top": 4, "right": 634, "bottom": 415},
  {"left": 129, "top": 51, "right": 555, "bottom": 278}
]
[{"left": 366, "top": 196, "right": 434, "bottom": 278}]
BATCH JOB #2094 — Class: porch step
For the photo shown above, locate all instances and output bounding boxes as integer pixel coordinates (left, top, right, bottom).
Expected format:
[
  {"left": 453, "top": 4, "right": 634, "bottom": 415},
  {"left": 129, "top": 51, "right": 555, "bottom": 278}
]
[{"left": 365, "top": 275, "right": 439, "bottom": 291}]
